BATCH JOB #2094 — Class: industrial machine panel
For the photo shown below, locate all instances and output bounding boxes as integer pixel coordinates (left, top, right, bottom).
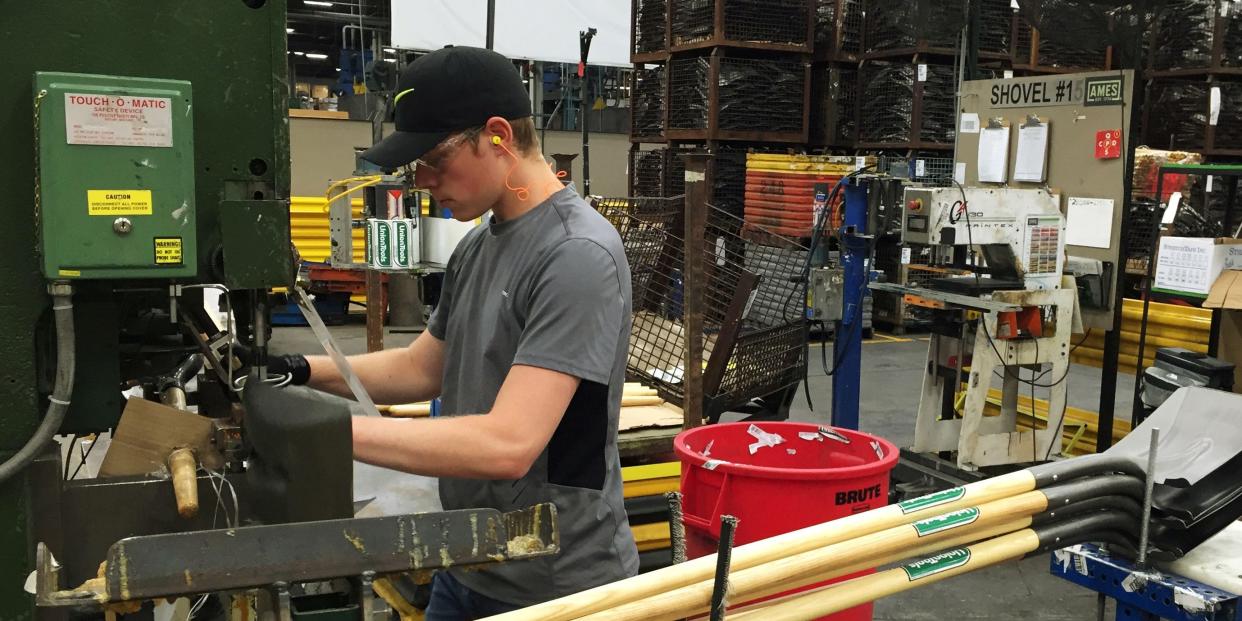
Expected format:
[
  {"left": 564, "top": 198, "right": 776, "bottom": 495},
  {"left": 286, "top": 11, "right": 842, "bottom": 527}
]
[
  {"left": 956, "top": 70, "right": 1133, "bottom": 327},
  {"left": 902, "top": 187, "right": 1065, "bottom": 290},
  {"left": 35, "top": 72, "right": 196, "bottom": 279}
]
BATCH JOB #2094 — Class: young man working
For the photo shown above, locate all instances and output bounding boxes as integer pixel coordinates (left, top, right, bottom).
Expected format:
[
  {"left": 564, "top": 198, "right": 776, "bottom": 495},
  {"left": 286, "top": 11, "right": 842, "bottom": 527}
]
[{"left": 271, "top": 47, "right": 638, "bottom": 619}]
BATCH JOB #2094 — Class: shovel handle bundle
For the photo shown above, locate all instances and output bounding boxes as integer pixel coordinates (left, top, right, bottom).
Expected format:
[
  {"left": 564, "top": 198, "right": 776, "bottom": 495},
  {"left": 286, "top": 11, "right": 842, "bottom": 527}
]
[{"left": 482, "top": 454, "right": 1144, "bottom": 621}]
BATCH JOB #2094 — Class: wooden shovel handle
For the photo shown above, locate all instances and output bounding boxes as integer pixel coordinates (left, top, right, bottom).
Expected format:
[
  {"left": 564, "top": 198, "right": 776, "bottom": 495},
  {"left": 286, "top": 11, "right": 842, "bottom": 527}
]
[{"left": 167, "top": 447, "right": 199, "bottom": 519}]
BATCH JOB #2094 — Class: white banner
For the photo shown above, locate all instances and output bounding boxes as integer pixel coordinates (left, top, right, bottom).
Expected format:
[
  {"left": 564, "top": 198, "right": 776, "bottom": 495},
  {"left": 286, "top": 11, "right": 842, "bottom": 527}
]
[{"left": 391, "top": 0, "right": 631, "bottom": 67}]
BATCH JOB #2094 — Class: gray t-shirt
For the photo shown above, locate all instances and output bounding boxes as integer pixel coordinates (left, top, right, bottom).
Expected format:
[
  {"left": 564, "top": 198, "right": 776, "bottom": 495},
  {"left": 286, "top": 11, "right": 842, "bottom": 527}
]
[{"left": 427, "top": 186, "right": 638, "bottom": 605}]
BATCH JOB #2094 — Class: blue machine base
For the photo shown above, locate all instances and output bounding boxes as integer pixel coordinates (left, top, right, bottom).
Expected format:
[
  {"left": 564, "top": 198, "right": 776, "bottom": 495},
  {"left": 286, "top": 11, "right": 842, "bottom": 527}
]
[{"left": 1050, "top": 544, "right": 1240, "bottom": 620}]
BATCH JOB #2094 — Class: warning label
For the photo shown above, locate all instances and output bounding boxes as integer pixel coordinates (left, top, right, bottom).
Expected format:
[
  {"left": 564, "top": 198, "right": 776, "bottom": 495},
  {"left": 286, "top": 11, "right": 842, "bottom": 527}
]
[
  {"left": 87, "top": 190, "right": 153, "bottom": 215},
  {"left": 154, "top": 237, "right": 183, "bottom": 265},
  {"left": 64, "top": 92, "right": 173, "bottom": 147}
]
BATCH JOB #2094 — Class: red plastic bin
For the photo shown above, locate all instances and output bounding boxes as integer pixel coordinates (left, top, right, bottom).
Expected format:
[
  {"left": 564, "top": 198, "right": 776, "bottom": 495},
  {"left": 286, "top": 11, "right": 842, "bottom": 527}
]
[{"left": 674, "top": 422, "right": 899, "bottom": 621}]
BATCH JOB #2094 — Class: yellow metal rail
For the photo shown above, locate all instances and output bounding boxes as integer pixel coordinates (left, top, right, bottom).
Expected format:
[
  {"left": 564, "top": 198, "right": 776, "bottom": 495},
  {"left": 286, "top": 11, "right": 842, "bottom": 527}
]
[
  {"left": 1071, "top": 299, "right": 1211, "bottom": 373},
  {"left": 621, "top": 462, "right": 680, "bottom": 499},
  {"left": 981, "top": 389, "right": 1133, "bottom": 456},
  {"left": 290, "top": 196, "right": 365, "bottom": 264}
]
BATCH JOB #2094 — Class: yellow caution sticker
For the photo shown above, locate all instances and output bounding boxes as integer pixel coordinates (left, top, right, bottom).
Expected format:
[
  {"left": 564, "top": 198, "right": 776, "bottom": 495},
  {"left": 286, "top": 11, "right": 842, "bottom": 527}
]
[
  {"left": 58, "top": 269, "right": 81, "bottom": 277},
  {"left": 88, "top": 190, "right": 153, "bottom": 215},
  {"left": 154, "top": 237, "right": 183, "bottom": 265}
]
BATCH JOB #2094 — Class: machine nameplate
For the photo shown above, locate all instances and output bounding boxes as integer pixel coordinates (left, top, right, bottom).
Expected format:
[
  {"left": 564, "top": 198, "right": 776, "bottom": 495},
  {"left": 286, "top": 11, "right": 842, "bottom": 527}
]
[{"left": 64, "top": 93, "right": 173, "bottom": 147}]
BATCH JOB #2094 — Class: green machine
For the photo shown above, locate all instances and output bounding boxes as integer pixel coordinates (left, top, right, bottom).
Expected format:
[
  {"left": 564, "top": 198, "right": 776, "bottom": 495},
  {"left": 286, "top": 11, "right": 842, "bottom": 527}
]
[
  {"left": 1, "top": 1, "right": 294, "bottom": 618},
  {"left": 35, "top": 73, "right": 199, "bottom": 280},
  {"left": 2, "top": 5, "right": 558, "bottom": 621}
]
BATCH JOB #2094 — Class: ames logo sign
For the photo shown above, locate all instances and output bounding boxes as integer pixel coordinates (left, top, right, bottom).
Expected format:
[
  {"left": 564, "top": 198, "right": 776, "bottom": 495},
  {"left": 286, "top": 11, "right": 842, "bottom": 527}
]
[{"left": 1084, "top": 76, "right": 1124, "bottom": 106}]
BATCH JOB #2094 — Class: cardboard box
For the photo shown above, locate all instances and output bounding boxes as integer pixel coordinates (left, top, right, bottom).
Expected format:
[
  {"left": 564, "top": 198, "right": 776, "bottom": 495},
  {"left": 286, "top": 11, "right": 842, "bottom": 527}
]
[
  {"left": 1204, "top": 269, "right": 1242, "bottom": 393},
  {"left": 100, "top": 398, "right": 224, "bottom": 476},
  {"left": 1154, "top": 237, "right": 1242, "bottom": 296}
]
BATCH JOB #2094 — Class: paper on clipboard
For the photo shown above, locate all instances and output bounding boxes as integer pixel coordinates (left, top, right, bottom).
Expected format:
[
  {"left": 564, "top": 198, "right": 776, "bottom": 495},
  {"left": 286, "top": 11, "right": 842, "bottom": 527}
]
[
  {"left": 1015, "top": 118, "right": 1049, "bottom": 183},
  {"left": 977, "top": 122, "right": 1010, "bottom": 183}
]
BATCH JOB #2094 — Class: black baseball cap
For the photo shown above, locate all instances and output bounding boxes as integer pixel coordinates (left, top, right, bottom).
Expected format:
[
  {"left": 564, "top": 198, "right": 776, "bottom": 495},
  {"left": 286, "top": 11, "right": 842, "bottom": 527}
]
[{"left": 360, "top": 46, "right": 531, "bottom": 168}]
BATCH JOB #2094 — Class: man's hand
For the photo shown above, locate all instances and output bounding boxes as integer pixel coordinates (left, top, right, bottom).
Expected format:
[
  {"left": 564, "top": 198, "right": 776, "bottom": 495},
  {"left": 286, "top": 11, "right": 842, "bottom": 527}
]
[
  {"left": 268, "top": 354, "right": 311, "bottom": 385},
  {"left": 232, "top": 344, "right": 312, "bottom": 386}
]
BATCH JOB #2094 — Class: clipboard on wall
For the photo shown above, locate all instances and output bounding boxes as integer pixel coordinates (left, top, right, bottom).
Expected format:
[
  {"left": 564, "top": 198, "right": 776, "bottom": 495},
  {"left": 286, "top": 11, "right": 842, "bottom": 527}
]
[
  {"left": 1014, "top": 115, "right": 1050, "bottom": 183},
  {"left": 977, "top": 117, "right": 1011, "bottom": 183}
]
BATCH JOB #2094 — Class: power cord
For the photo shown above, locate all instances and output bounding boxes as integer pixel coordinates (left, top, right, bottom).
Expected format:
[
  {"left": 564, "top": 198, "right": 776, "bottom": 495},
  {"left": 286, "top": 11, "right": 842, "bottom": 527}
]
[
  {"left": 950, "top": 177, "right": 1079, "bottom": 461},
  {"left": 796, "top": 165, "right": 876, "bottom": 408}
]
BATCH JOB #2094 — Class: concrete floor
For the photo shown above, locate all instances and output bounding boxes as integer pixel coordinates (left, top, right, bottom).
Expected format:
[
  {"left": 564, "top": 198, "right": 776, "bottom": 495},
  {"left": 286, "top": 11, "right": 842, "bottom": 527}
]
[{"left": 269, "top": 321, "right": 1138, "bottom": 620}]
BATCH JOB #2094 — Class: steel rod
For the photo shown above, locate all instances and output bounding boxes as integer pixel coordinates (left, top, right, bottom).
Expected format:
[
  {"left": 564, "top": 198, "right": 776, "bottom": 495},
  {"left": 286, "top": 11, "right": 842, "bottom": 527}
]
[
  {"left": 709, "top": 515, "right": 738, "bottom": 621},
  {"left": 1137, "top": 427, "right": 1159, "bottom": 568},
  {"left": 667, "top": 492, "right": 687, "bottom": 566}
]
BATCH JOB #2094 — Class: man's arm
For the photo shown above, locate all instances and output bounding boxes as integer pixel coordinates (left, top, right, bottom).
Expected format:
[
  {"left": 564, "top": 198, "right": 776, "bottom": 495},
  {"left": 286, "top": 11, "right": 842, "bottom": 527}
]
[
  {"left": 351, "top": 364, "right": 578, "bottom": 479},
  {"left": 305, "top": 330, "right": 445, "bottom": 405}
]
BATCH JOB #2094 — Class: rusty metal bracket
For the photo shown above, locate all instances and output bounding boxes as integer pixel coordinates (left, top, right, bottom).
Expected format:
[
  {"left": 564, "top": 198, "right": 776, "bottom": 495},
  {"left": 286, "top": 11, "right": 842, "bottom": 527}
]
[{"left": 36, "top": 504, "right": 558, "bottom": 608}]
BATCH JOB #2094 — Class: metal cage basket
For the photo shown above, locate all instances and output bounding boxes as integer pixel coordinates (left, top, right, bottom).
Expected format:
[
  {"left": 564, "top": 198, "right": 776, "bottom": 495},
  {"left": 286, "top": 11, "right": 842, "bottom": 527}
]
[{"left": 595, "top": 196, "right": 809, "bottom": 421}]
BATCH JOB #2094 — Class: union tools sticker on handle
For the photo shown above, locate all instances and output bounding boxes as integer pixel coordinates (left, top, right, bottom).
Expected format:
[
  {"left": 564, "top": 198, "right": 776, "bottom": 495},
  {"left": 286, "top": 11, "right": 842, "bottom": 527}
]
[
  {"left": 898, "top": 487, "right": 966, "bottom": 514},
  {"left": 903, "top": 549, "right": 972, "bottom": 581},
  {"left": 912, "top": 507, "right": 981, "bottom": 537}
]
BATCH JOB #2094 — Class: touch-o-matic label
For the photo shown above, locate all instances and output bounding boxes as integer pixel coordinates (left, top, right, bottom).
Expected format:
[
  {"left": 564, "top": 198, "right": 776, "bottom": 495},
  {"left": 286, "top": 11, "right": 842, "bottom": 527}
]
[
  {"left": 64, "top": 92, "right": 173, "bottom": 147},
  {"left": 154, "top": 237, "right": 183, "bottom": 265},
  {"left": 88, "top": 190, "right": 153, "bottom": 215}
]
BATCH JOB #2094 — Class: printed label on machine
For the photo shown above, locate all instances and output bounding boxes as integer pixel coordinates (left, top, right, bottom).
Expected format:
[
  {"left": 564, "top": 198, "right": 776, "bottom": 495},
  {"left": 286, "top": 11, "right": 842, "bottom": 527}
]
[
  {"left": 154, "top": 237, "right": 183, "bottom": 265},
  {"left": 64, "top": 93, "right": 173, "bottom": 147},
  {"left": 87, "top": 189, "right": 153, "bottom": 215}
]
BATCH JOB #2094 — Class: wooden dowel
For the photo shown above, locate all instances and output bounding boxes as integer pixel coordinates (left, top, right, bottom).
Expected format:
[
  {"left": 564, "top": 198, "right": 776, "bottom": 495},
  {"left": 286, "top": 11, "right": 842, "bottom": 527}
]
[
  {"left": 623, "top": 388, "right": 660, "bottom": 397},
  {"left": 167, "top": 447, "right": 199, "bottom": 519},
  {"left": 727, "top": 530, "right": 1042, "bottom": 621},
  {"left": 481, "top": 470, "right": 1038, "bottom": 621},
  {"left": 688, "top": 518, "right": 1031, "bottom": 620},
  {"left": 386, "top": 403, "right": 432, "bottom": 417},
  {"left": 575, "top": 491, "right": 1048, "bottom": 621},
  {"left": 621, "top": 395, "right": 664, "bottom": 407}
]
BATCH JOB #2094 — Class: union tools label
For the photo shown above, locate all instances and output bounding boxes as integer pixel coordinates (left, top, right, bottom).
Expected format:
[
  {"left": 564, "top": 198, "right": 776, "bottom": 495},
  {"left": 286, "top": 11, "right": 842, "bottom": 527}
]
[
  {"left": 898, "top": 487, "right": 966, "bottom": 514},
  {"left": 902, "top": 549, "right": 972, "bottom": 581},
  {"left": 912, "top": 507, "right": 981, "bottom": 537}
]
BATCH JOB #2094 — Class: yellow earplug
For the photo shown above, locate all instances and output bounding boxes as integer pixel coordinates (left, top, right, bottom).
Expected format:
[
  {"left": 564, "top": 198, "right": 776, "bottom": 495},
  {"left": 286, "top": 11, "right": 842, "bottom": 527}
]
[{"left": 492, "top": 135, "right": 502, "bottom": 145}]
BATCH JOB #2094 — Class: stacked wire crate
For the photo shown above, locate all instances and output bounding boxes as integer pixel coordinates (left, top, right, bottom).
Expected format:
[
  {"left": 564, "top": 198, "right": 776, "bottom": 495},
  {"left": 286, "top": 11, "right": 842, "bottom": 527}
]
[
  {"left": 856, "top": 0, "right": 1010, "bottom": 153},
  {"left": 623, "top": 1, "right": 819, "bottom": 434},
  {"left": 809, "top": 0, "right": 863, "bottom": 147},
  {"left": 1011, "top": 1, "right": 1114, "bottom": 75},
  {"left": 1143, "top": 0, "right": 1242, "bottom": 158},
  {"left": 854, "top": 1, "right": 1002, "bottom": 331},
  {"left": 628, "top": 0, "right": 815, "bottom": 216}
]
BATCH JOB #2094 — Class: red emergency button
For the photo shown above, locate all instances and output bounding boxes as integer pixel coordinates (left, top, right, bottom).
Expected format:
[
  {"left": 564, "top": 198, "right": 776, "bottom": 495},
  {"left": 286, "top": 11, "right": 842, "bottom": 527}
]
[{"left": 907, "top": 199, "right": 923, "bottom": 212}]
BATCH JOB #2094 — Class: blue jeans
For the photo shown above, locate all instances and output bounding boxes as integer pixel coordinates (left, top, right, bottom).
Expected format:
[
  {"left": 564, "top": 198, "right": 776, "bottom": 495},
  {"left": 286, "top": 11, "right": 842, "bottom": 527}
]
[{"left": 424, "top": 571, "right": 522, "bottom": 621}]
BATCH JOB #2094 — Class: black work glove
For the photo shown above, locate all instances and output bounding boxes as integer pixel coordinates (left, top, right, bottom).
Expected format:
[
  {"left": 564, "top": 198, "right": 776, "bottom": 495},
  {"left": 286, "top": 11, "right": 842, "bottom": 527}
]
[
  {"left": 233, "top": 343, "right": 312, "bottom": 386},
  {"left": 267, "top": 354, "right": 312, "bottom": 386}
]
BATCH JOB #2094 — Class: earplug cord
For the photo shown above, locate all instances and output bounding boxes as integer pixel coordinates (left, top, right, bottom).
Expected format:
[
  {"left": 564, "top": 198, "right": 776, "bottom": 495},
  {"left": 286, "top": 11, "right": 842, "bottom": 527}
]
[{"left": 493, "top": 134, "right": 568, "bottom": 201}]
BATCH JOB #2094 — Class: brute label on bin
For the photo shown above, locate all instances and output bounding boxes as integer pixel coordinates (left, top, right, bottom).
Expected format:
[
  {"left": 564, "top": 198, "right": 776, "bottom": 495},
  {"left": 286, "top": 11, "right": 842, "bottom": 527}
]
[{"left": 834, "top": 483, "right": 883, "bottom": 506}]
